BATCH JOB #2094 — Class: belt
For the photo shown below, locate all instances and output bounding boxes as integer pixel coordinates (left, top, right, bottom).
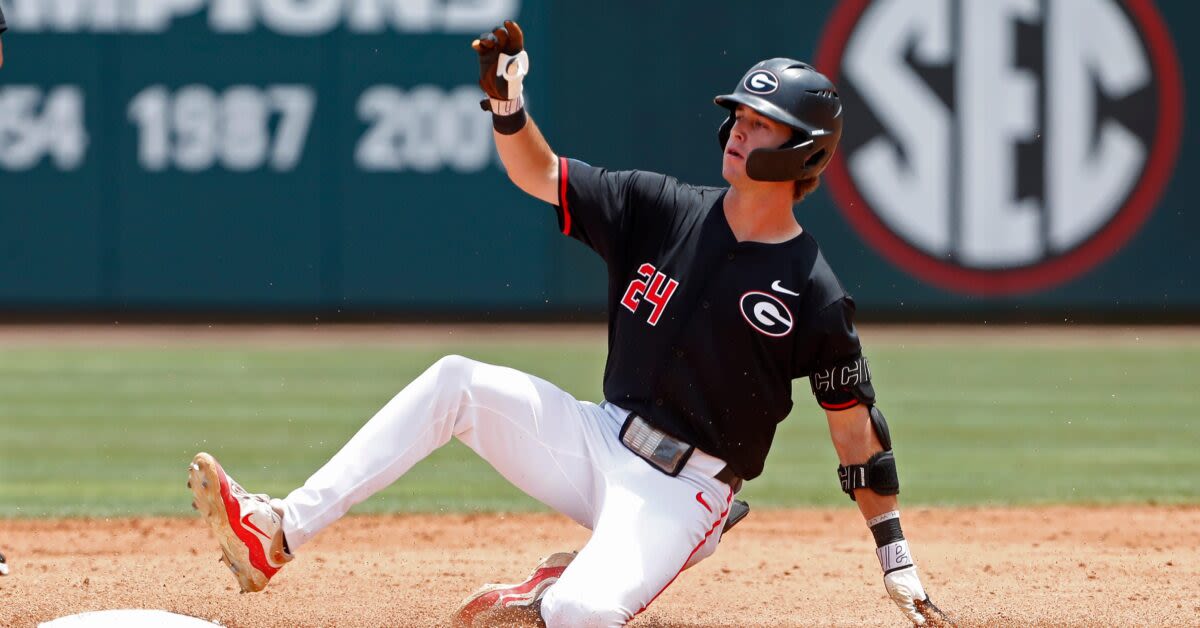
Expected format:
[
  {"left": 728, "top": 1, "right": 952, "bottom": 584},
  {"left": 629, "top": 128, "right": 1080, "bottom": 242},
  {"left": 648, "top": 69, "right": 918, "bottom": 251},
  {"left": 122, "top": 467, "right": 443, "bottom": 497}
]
[{"left": 619, "top": 413, "right": 743, "bottom": 493}]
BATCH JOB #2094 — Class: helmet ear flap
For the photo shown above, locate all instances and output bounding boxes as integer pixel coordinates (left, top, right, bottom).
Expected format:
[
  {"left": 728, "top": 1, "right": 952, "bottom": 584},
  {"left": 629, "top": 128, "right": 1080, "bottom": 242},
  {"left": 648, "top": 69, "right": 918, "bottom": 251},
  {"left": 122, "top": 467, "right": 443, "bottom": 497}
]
[{"left": 718, "top": 115, "right": 734, "bottom": 150}]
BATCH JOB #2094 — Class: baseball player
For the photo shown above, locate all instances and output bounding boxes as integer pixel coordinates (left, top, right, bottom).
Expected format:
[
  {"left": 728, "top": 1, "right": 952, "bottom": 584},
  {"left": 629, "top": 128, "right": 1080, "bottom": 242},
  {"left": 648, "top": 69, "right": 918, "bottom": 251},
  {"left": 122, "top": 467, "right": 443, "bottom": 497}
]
[{"left": 188, "top": 20, "right": 952, "bottom": 627}]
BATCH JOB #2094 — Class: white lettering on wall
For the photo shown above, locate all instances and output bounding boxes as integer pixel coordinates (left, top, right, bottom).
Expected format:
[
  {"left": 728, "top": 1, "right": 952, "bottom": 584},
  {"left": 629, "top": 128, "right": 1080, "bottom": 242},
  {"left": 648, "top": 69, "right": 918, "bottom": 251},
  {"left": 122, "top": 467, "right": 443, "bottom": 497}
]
[
  {"left": 128, "top": 84, "right": 315, "bottom": 172},
  {"left": 0, "top": 86, "right": 89, "bottom": 171},
  {"left": 9, "top": 0, "right": 520, "bottom": 34}
]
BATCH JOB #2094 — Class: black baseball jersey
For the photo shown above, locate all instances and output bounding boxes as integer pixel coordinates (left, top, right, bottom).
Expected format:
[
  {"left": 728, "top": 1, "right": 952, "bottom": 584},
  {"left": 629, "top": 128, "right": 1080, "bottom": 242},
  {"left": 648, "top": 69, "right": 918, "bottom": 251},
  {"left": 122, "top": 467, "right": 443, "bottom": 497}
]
[{"left": 554, "top": 158, "right": 864, "bottom": 480}]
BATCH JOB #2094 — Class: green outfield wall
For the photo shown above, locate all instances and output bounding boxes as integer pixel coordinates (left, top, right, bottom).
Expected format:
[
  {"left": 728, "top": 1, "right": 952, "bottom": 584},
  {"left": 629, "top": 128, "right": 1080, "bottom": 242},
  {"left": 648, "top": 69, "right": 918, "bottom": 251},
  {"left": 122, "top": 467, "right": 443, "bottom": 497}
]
[{"left": 0, "top": 0, "right": 1193, "bottom": 318}]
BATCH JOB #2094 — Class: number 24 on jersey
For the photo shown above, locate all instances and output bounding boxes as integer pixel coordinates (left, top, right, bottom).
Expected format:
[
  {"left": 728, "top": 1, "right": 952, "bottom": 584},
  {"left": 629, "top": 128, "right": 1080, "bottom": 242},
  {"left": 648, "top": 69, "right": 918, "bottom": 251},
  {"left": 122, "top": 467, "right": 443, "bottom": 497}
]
[{"left": 621, "top": 263, "right": 679, "bottom": 326}]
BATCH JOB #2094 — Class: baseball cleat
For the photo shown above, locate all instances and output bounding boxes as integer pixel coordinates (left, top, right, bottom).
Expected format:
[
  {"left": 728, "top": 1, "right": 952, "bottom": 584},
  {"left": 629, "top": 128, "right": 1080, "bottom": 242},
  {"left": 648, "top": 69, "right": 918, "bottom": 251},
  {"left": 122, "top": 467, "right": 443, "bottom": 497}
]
[
  {"left": 188, "top": 452, "right": 293, "bottom": 593},
  {"left": 452, "top": 551, "right": 576, "bottom": 627}
]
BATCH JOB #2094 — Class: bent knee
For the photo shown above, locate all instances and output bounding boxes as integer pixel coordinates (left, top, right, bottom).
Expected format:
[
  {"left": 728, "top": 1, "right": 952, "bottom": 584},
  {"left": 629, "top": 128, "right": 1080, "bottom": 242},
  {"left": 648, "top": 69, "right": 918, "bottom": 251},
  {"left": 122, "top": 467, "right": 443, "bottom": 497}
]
[
  {"left": 540, "top": 589, "right": 630, "bottom": 628},
  {"left": 425, "top": 354, "right": 477, "bottom": 388}
]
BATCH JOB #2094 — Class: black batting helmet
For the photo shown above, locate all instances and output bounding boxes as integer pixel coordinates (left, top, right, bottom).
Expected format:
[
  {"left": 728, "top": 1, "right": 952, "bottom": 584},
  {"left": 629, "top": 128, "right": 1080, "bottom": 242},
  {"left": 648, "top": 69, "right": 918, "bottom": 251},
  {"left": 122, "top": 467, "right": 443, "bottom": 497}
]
[{"left": 715, "top": 58, "right": 843, "bottom": 182}]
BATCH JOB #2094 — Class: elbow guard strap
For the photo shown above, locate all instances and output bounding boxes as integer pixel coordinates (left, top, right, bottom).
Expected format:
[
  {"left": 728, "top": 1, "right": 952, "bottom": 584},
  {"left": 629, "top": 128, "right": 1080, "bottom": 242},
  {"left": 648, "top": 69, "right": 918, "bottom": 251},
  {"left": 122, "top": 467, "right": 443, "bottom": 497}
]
[{"left": 838, "top": 450, "right": 899, "bottom": 501}]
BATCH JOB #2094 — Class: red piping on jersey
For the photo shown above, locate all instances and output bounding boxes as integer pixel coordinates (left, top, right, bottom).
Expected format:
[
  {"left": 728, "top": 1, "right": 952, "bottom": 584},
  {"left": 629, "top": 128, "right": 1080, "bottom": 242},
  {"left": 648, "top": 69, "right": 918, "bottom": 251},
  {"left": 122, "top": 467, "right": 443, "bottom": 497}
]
[
  {"left": 634, "top": 487, "right": 733, "bottom": 618},
  {"left": 820, "top": 399, "right": 860, "bottom": 411},
  {"left": 558, "top": 157, "right": 572, "bottom": 236}
]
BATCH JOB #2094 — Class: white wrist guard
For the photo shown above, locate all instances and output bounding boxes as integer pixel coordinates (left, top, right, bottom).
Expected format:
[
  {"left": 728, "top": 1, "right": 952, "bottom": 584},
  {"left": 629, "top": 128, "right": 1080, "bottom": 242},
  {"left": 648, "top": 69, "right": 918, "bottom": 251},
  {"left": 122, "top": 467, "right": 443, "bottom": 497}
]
[
  {"left": 877, "top": 539, "right": 914, "bottom": 573},
  {"left": 868, "top": 510, "right": 913, "bottom": 573},
  {"left": 489, "top": 95, "right": 525, "bottom": 116}
]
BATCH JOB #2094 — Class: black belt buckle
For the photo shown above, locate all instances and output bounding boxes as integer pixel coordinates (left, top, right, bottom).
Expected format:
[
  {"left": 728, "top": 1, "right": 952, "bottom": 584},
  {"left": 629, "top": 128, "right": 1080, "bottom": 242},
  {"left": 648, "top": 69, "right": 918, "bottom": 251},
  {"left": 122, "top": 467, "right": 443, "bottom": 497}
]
[{"left": 619, "top": 413, "right": 694, "bottom": 477}]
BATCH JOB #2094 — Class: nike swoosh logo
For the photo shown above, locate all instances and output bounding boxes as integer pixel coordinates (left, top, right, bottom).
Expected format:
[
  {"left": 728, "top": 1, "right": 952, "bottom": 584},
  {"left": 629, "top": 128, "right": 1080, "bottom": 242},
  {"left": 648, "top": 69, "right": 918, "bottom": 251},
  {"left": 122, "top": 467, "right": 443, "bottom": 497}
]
[
  {"left": 771, "top": 280, "right": 800, "bottom": 296},
  {"left": 241, "top": 513, "right": 272, "bottom": 540}
]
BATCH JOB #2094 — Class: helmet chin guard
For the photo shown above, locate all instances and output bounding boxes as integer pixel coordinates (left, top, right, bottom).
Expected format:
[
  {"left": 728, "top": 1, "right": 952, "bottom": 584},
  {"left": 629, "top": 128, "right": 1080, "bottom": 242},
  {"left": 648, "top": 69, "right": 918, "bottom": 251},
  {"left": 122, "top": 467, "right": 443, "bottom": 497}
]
[
  {"left": 746, "top": 135, "right": 820, "bottom": 182},
  {"left": 715, "top": 58, "right": 843, "bottom": 182}
]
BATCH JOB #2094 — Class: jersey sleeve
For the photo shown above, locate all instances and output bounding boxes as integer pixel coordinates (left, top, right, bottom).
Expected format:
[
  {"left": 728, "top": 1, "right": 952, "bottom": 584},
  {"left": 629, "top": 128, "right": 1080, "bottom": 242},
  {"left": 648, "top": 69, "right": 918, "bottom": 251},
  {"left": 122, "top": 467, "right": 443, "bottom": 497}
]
[
  {"left": 554, "top": 157, "right": 672, "bottom": 265},
  {"left": 797, "top": 297, "right": 868, "bottom": 410}
]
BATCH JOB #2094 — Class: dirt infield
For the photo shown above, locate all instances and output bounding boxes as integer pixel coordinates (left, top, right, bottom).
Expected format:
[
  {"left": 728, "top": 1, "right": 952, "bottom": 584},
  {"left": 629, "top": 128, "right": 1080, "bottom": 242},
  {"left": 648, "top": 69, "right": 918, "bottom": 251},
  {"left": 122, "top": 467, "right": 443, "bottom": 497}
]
[{"left": 2, "top": 506, "right": 1197, "bottom": 627}]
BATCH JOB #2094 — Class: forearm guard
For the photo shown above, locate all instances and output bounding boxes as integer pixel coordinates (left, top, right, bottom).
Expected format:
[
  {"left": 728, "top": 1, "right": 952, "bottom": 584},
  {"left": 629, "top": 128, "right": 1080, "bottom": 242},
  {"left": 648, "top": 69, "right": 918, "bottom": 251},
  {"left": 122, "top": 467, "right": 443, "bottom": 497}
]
[
  {"left": 839, "top": 450, "right": 899, "bottom": 500},
  {"left": 837, "top": 406, "right": 899, "bottom": 501}
]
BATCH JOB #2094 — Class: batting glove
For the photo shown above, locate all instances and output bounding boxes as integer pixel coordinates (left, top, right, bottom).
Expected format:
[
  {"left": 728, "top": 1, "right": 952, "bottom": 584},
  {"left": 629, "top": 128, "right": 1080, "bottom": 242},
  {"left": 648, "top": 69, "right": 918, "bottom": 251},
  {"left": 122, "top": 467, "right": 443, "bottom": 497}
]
[
  {"left": 883, "top": 565, "right": 953, "bottom": 626},
  {"left": 471, "top": 20, "right": 529, "bottom": 114}
]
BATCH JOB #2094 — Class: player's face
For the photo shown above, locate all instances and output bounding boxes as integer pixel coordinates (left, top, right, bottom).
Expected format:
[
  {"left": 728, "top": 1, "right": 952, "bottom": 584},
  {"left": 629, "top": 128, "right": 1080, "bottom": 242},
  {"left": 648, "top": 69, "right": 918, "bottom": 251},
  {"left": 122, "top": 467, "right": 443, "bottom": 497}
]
[{"left": 721, "top": 105, "right": 793, "bottom": 185}]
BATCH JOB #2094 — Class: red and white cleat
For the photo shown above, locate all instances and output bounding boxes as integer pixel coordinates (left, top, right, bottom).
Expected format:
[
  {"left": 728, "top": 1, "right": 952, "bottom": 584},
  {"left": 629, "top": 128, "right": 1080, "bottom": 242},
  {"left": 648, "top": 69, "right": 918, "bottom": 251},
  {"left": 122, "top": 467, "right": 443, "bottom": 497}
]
[
  {"left": 452, "top": 551, "right": 577, "bottom": 627},
  {"left": 188, "top": 452, "right": 293, "bottom": 593}
]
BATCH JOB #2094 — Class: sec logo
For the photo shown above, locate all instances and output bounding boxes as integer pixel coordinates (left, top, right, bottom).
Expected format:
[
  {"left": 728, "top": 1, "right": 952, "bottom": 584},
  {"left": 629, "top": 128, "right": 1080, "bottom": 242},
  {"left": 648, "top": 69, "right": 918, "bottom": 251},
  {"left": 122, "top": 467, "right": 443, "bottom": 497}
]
[{"left": 816, "top": 0, "right": 1182, "bottom": 295}]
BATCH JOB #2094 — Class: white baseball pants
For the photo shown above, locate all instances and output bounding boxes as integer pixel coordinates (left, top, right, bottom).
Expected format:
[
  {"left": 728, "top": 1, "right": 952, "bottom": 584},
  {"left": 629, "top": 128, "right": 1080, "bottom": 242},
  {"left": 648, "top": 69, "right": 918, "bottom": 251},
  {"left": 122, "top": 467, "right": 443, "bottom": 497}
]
[{"left": 277, "top": 355, "right": 734, "bottom": 627}]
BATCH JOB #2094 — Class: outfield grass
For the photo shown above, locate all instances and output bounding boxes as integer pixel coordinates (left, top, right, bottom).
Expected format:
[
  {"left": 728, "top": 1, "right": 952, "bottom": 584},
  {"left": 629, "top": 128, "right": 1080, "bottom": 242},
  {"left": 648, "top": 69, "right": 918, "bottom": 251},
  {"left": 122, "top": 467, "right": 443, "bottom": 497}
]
[{"left": 1, "top": 334, "right": 1196, "bottom": 517}]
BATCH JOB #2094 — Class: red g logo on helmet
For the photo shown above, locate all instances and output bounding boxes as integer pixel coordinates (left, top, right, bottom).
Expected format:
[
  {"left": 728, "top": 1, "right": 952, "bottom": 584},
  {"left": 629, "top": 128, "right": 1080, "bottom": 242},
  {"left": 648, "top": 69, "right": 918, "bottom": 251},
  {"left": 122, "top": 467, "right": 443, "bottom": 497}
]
[{"left": 816, "top": 0, "right": 1182, "bottom": 295}]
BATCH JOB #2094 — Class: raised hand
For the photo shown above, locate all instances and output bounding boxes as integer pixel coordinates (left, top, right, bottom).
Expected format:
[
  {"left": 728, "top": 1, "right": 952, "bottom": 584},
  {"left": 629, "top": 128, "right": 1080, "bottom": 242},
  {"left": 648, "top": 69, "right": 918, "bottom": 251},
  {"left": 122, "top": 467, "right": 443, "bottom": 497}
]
[{"left": 471, "top": 20, "right": 528, "bottom": 102}]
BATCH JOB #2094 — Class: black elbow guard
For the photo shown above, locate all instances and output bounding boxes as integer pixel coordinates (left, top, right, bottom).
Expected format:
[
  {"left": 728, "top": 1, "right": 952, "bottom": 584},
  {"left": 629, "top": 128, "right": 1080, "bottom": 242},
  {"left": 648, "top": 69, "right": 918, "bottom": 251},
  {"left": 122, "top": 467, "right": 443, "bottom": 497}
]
[
  {"left": 838, "top": 450, "right": 899, "bottom": 501},
  {"left": 811, "top": 356, "right": 874, "bottom": 410}
]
